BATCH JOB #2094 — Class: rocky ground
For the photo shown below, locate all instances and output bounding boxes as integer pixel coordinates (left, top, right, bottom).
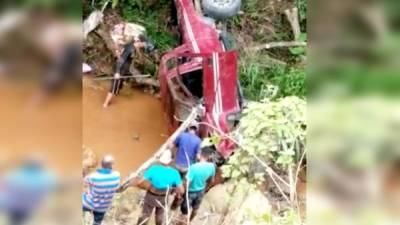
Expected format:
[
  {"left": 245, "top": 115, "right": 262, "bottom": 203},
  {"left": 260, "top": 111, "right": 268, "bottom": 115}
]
[{"left": 82, "top": 182, "right": 271, "bottom": 225}]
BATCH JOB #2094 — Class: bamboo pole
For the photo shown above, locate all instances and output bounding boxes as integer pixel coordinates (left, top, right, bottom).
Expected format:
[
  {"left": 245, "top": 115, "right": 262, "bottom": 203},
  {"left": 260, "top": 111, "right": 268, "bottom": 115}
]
[{"left": 119, "top": 106, "right": 200, "bottom": 190}]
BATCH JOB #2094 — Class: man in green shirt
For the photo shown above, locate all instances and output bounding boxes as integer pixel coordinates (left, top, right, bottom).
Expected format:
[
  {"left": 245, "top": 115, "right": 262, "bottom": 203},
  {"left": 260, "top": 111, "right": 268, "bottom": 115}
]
[
  {"left": 180, "top": 147, "right": 216, "bottom": 222},
  {"left": 133, "top": 150, "right": 184, "bottom": 225}
]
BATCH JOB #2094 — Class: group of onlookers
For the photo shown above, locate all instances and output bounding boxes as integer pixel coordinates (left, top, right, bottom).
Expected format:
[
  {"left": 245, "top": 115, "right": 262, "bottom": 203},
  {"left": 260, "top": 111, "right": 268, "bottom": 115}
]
[{"left": 83, "top": 122, "right": 217, "bottom": 225}]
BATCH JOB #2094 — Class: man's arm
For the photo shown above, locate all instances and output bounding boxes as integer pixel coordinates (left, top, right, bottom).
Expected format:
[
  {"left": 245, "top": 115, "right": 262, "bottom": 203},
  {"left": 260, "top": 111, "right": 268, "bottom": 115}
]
[
  {"left": 117, "top": 176, "right": 150, "bottom": 193},
  {"left": 134, "top": 177, "right": 152, "bottom": 190},
  {"left": 175, "top": 184, "right": 185, "bottom": 195},
  {"left": 115, "top": 43, "right": 133, "bottom": 75},
  {"left": 168, "top": 133, "right": 181, "bottom": 157}
]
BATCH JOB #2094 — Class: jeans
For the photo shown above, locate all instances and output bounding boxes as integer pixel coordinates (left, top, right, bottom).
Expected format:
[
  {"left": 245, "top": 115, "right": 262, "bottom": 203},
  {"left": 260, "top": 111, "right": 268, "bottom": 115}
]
[
  {"left": 181, "top": 190, "right": 205, "bottom": 215},
  {"left": 83, "top": 207, "right": 106, "bottom": 225}
]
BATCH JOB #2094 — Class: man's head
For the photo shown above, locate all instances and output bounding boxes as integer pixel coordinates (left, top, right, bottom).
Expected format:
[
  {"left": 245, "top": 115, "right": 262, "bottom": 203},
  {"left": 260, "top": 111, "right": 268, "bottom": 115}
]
[
  {"left": 23, "top": 154, "right": 45, "bottom": 170},
  {"left": 188, "top": 121, "right": 199, "bottom": 133},
  {"left": 101, "top": 154, "right": 115, "bottom": 169},
  {"left": 134, "top": 34, "right": 155, "bottom": 53},
  {"left": 198, "top": 147, "right": 214, "bottom": 162}
]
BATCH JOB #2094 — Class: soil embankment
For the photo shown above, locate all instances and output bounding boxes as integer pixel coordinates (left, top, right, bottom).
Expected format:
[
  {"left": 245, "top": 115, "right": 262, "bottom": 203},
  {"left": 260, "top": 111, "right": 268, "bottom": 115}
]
[{"left": 83, "top": 77, "right": 168, "bottom": 177}]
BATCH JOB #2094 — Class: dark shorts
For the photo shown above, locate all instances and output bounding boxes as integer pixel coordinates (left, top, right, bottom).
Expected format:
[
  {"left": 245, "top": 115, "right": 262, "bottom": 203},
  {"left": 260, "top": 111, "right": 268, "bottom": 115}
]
[
  {"left": 109, "top": 78, "right": 124, "bottom": 95},
  {"left": 137, "top": 191, "right": 167, "bottom": 225},
  {"left": 181, "top": 190, "right": 205, "bottom": 215}
]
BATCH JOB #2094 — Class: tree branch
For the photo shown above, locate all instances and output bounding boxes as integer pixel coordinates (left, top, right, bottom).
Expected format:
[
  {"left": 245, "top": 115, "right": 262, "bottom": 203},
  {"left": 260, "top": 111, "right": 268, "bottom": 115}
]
[
  {"left": 250, "top": 41, "right": 307, "bottom": 51},
  {"left": 284, "top": 7, "right": 301, "bottom": 40}
]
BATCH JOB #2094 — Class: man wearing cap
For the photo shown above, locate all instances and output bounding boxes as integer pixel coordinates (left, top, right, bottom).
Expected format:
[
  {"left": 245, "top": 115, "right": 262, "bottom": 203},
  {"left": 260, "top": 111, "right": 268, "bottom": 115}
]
[
  {"left": 83, "top": 155, "right": 121, "bottom": 225},
  {"left": 169, "top": 122, "right": 202, "bottom": 175},
  {"left": 134, "top": 150, "right": 184, "bottom": 225}
]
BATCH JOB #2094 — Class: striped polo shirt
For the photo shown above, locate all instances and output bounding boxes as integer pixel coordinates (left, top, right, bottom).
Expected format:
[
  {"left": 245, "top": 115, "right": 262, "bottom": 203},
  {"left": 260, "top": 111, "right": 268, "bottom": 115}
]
[{"left": 82, "top": 168, "right": 121, "bottom": 212}]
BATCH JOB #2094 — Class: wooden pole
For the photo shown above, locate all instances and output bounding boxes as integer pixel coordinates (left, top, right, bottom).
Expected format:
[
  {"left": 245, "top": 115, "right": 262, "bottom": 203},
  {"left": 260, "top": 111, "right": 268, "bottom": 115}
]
[
  {"left": 119, "top": 107, "right": 199, "bottom": 190},
  {"left": 250, "top": 41, "right": 307, "bottom": 51},
  {"left": 93, "top": 74, "right": 150, "bottom": 81}
]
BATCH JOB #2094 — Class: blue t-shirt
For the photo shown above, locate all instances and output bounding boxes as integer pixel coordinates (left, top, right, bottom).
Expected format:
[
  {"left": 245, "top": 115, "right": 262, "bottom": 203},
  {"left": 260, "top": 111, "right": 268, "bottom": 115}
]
[
  {"left": 3, "top": 167, "right": 56, "bottom": 211},
  {"left": 143, "top": 164, "right": 182, "bottom": 190},
  {"left": 175, "top": 132, "right": 201, "bottom": 167},
  {"left": 187, "top": 162, "right": 216, "bottom": 192}
]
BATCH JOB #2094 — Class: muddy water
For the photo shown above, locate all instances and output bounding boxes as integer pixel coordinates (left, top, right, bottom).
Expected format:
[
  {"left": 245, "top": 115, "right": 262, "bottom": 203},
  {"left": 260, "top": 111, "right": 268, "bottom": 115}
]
[
  {"left": 83, "top": 78, "right": 167, "bottom": 177},
  {"left": 0, "top": 81, "right": 82, "bottom": 176}
]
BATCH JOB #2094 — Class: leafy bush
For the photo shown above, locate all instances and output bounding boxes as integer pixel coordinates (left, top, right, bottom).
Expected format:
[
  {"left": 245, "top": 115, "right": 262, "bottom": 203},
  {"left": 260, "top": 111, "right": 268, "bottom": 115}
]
[
  {"left": 239, "top": 57, "right": 306, "bottom": 101},
  {"left": 119, "top": 0, "right": 177, "bottom": 52},
  {"left": 222, "top": 96, "right": 306, "bottom": 184}
]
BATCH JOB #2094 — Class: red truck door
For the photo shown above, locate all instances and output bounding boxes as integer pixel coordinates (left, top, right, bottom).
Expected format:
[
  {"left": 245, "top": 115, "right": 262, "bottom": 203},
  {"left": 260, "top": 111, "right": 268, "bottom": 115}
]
[{"left": 203, "top": 51, "right": 239, "bottom": 133}]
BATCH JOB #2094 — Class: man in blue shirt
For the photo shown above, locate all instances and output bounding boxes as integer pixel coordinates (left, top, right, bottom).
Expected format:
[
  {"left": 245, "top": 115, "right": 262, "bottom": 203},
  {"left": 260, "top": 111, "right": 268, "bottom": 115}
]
[
  {"left": 179, "top": 147, "right": 216, "bottom": 223},
  {"left": 170, "top": 122, "right": 202, "bottom": 175},
  {"left": 3, "top": 155, "right": 56, "bottom": 225},
  {"left": 134, "top": 150, "right": 184, "bottom": 225}
]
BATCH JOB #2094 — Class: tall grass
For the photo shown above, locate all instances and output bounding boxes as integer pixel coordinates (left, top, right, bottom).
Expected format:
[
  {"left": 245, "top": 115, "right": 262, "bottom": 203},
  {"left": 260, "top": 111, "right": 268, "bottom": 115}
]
[{"left": 239, "top": 53, "right": 306, "bottom": 101}]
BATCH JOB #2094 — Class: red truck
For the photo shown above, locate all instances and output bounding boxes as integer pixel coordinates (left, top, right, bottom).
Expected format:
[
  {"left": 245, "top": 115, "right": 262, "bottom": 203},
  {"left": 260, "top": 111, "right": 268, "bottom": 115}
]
[{"left": 158, "top": 0, "right": 243, "bottom": 159}]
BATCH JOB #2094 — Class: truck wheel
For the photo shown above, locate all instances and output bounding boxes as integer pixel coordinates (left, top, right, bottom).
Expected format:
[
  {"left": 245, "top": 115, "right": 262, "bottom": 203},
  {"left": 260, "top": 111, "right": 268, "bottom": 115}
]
[{"left": 202, "top": 0, "right": 242, "bottom": 21}]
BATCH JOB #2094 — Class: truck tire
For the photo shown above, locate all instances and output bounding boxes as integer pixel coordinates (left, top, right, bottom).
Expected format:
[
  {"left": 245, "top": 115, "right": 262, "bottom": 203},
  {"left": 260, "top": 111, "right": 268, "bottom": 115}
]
[{"left": 202, "top": 0, "right": 242, "bottom": 20}]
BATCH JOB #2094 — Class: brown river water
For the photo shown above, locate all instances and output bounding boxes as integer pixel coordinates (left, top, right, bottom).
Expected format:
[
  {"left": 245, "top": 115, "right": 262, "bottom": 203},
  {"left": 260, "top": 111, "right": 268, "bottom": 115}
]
[
  {"left": 83, "top": 77, "right": 167, "bottom": 177},
  {"left": 0, "top": 78, "right": 167, "bottom": 177},
  {"left": 0, "top": 81, "right": 82, "bottom": 176}
]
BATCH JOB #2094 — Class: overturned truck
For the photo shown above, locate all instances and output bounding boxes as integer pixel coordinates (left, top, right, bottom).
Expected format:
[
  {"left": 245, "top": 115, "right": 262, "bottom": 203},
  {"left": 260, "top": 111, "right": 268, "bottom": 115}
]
[{"left": 159, "top": 0, "right": 243, "bottom": 160}]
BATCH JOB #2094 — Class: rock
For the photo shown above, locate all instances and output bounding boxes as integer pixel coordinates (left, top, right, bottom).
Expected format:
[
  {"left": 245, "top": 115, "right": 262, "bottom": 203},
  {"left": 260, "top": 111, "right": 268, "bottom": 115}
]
[
  {"left": 82, "top": 146, "right": 98, "bottom": 176},
  {"left": 192, "top": 182, "right": 271, "bottom": 225},
  {"left": 83, "top": 10, "right": 103, "bottom": 39},
  {"left": 132, "top": 133, "right": 140, "bottom": 141},
  {"left": 235, "top": 190, "right": 271, "bottom": 224}
]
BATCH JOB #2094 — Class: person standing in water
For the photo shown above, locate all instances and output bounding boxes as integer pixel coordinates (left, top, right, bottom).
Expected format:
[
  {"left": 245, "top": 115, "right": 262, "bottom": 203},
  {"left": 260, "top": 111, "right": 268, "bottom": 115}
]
[{"left": 102, "top": 34, "right": 153, "bottom": 108}]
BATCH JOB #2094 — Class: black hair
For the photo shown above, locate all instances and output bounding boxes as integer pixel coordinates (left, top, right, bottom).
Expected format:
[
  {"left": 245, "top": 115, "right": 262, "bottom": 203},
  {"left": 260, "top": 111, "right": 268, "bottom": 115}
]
[
  {"left": 137, "top": 34, "right": 148, "bottom": 42},
  {"left": 200, "top": 146, "right": 214, "bottom": 159},
  {"left": 189, "top": 126, "right": 197, "bottom": 131}
]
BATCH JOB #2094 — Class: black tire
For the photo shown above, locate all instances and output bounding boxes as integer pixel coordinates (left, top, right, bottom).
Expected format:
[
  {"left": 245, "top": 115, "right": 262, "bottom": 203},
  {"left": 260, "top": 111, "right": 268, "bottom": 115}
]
[{"left": 202, "top": 0, "right": 242, "bottom": 20}]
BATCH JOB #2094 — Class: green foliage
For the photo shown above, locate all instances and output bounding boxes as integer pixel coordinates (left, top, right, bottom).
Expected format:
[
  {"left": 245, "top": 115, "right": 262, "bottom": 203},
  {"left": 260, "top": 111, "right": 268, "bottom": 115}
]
[
  {"left": 112, "top": 0, "right": 119, "bottom": 9},
  {"left": 247, "top": 208, "right": 303, "bottom": 225},
  {"left": 289, "top": 33, "right": 307, "bottom": 56},
  {"left": 119, "top": 0, "right": 177, "bottom": 52},
  {"left": 295, "top": 0, "right": 307, "bottom": 22},
  {"left": 239, "top": 56, "right": 306, "bottom": 101},
  {"left": 222, "top": 96, "right": 306, "bottom": 184}
]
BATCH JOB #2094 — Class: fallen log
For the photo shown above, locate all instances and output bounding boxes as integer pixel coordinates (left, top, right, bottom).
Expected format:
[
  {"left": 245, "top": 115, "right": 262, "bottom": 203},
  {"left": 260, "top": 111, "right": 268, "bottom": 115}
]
[
  {"left": 119, "top": 106, "right": 200, "bottom": 190},
  {"left": 250, "top": 41, "right": 307, "bottom": 51},
  {"left": 284, "top": 7, "right": 301, "bottom": 40},
  {"left": 132, "top": 77, "right": 160, "bottom": 88}
]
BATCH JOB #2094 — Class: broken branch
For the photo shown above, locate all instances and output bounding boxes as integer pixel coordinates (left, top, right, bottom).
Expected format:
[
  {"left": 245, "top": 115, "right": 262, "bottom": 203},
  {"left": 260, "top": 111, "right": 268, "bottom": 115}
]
[
  {"left": 284, "top": 7, "right": 301, "bottom": 40},
  {"left": 250, "top": 41, "right": 307, "bottom": 51}
]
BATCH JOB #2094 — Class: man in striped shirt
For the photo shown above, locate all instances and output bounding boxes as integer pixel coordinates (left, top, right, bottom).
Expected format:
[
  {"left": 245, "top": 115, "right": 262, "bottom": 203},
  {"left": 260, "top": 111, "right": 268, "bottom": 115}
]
[{"left": 83, "top": 155, "right": 121, "bottom": 225}]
